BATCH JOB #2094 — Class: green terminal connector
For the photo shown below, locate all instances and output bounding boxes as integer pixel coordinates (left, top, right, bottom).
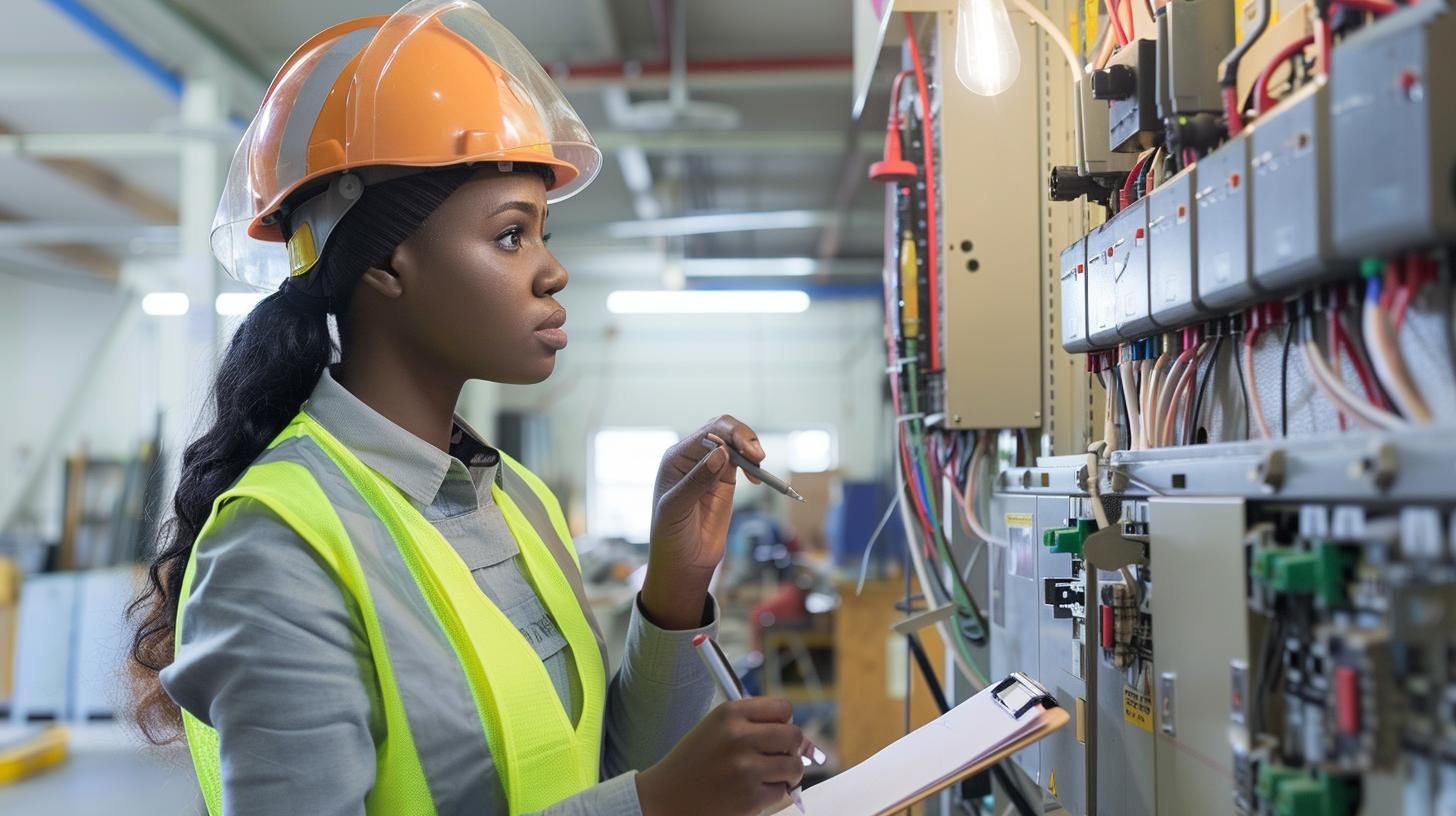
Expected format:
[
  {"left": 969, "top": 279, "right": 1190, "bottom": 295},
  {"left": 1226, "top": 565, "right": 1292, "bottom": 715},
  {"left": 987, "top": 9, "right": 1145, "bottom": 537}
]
[
  {"left": 1258, "top": 764, "right": 1302, "bottom": 805},
  {"left": 1276, "top": 774, "right": 1355, "bottom": 816},
  {"left": 1043, "top": 519, "right": 1095, "bottom": 557},
  {"left": 1254, "top": 542, "right": 1354, "bottom": 608},
  {"left": 1360, "top": 257, "right": 1384, "bottom": 279}
]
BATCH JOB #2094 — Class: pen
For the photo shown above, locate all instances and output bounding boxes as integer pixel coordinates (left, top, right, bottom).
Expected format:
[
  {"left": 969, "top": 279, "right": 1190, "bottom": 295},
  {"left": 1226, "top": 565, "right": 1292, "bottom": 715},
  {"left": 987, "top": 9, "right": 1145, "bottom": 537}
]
[
  {"left": 693, "top": 634, "right": 822, "bottom": 813},
  {"left": 700, "top": 438, "right": 806, "bottom": 503}
]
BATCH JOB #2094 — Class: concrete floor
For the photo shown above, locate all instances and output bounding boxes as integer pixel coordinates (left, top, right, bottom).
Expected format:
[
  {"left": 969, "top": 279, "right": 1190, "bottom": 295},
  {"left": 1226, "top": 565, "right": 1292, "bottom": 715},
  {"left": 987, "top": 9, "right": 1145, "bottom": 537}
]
[{"left": 0, "top": 724, "right": 201, "bottom": 815}]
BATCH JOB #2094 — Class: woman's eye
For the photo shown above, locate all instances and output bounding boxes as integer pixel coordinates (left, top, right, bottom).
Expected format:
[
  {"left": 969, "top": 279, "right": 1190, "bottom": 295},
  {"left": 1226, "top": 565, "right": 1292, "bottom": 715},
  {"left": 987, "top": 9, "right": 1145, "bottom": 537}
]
[{"left": 496, "top": 228, "right": 523, "bottom": 250}]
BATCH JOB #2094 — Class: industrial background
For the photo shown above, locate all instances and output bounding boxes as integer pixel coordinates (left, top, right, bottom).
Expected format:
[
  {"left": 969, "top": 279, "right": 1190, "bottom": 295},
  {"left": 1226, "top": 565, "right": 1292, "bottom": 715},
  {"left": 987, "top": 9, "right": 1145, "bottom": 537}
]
[{"left": 3, "top": 0, "right": 1455, "bottom": 814}]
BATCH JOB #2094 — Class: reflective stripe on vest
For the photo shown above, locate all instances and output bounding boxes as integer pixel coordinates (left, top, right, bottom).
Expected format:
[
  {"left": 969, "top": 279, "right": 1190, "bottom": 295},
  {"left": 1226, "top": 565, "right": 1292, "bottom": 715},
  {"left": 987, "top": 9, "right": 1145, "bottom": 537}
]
[{"left": 174, "top": 411, "right": 608, "bottom": 815}]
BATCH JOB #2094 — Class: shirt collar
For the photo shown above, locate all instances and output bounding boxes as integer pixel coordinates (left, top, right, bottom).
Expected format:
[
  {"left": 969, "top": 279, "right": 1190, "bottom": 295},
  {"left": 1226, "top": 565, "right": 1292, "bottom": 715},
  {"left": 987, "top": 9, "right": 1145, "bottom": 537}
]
[{"left": 303, "top": 368, "right": 463, "bottom": 506}]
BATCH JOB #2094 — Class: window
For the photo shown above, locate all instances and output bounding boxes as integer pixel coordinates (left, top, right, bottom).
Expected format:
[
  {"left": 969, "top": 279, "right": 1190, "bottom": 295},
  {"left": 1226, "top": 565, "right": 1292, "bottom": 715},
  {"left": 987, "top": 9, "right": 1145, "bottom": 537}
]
[
  {"left": 756, "top": 429, "right": 837, "bottom": 474},
  {"left": 587, "top": 428, "right": 680, "bottom": 543}
]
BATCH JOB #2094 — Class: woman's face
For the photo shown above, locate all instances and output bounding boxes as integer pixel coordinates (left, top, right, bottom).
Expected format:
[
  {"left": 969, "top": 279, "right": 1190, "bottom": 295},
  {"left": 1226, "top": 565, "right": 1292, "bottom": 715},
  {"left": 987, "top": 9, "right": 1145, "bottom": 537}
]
[{"left": 382, "top": 167, "right": 569, "bottom": 385}]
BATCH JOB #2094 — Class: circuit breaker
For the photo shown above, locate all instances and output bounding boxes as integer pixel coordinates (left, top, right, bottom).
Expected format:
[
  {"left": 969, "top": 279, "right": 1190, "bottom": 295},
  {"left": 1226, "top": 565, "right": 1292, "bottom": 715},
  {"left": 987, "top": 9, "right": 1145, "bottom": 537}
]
[
  {"left": 1252, "top": 81, "right": 1344, "bottom": 292},
  {"left": 1146, "top": 166, "right": 1205, "bottom": 327},
  {"left": 1062, "top": 238, "right": 1092, "bottom": 353},
  {"left": 1331, "top": 0, "right": 1456, "bottom": 256},
  {"left": 1087, "top": 217, "right": 1122, "bottom": 348},
  {"left": 1115, "top": 198, "right": 1157, "bottom": 339},
  {"left": 1196, "top": 133, "right": 1266, "bottom": 309}
]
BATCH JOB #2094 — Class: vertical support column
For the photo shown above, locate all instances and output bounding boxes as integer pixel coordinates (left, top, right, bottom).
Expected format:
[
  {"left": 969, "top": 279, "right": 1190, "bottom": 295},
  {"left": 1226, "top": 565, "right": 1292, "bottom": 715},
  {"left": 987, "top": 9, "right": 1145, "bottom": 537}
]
[{"left": 156, "top": 76, "right": 225, "bottom": 497}]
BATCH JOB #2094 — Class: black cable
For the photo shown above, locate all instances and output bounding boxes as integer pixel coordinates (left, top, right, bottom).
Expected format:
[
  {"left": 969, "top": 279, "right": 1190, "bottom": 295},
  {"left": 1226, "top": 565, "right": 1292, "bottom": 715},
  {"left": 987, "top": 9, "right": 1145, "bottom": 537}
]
[
  {"left": 1232, "top": 323, "right": 1252, "bottom": 439},
  {"left": 906, "top": 634, "right": 1037, "bottom": 816},
  {"left": 1191, "top": 335, "right": 1223, "bottom": 444},
  {"left": 1280, "top": 319, "right": 1296, "bottom": 437}
]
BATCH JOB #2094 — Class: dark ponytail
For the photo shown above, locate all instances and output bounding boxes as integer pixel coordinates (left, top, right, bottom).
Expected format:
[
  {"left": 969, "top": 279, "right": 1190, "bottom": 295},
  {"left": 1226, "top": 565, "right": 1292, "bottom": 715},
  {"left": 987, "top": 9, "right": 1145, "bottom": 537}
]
[{"left": 128, "top": 165, "right": 478, "bottom": 744}]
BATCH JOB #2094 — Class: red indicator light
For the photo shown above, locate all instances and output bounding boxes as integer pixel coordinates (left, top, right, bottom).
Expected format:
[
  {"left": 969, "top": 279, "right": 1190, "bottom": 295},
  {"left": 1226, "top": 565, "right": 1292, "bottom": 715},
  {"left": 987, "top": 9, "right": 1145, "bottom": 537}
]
[{"left": 1335, "top": 666, "right": 1360, "bottom": 735}]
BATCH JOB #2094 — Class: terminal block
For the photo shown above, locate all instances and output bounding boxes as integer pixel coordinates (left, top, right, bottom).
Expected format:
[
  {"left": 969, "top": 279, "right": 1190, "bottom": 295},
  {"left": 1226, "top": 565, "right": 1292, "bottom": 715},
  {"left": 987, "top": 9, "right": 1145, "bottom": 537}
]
[{"left": 1044, "top": 518, "right": 1096, "bottom": 557}]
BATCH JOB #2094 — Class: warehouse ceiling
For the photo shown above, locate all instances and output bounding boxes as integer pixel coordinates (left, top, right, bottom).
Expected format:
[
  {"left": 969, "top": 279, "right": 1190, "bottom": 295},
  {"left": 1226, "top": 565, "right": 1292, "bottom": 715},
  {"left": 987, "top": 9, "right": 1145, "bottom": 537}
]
[{"left": 0, "top": 0, "right": 898, "bottom": 290}]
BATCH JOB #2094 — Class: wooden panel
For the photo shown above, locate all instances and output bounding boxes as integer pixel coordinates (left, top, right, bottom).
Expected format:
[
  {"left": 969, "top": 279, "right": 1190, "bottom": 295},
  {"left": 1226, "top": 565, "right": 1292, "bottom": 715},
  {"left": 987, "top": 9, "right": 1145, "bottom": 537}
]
[{"left": 834, "top": 577, "right": 949, "bottom": 768}]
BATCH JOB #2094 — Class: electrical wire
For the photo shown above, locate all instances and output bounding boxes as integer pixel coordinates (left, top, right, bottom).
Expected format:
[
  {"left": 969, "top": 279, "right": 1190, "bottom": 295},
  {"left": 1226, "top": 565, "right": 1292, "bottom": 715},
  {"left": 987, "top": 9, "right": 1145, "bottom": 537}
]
[
  {"left": 855, "top": 492, "right": 903, "bottom": 596},
  {"left": 903, "top": 14, "right": 941, "bottom": 373},
  {"left": 1105, "top": 0, "right": 1130, "bottom": 46},
  {"left": 1244, "top": 323, "right": 1273, "bottom": 439},
  {"left": 1300, "top": 315, "right": 1409, "bottom": 430},
  {"left": 1280, "top": 319, "right": 1296, "bottom": 437},
  {"left": 1363, "top": 276, "right": 1433, "bottom": 422},
  {"left": 1254, "top": 35, "right": 1315, "bottom": 115},
  {"left": 1191, "top": 335, "right": 1223, "bottom": 443},
  {"left": 1327, "top": 308, "right": 1349, "bottom": 431},
  {"left": 1232, "top": 324, "right": 1252, "bottom": 439},
  {"left": 1161, "top": 342, "right": 1206, "bottom": 446},
  {"left": 1119, "top": 358, "right": 1143, "bottom": 451}
]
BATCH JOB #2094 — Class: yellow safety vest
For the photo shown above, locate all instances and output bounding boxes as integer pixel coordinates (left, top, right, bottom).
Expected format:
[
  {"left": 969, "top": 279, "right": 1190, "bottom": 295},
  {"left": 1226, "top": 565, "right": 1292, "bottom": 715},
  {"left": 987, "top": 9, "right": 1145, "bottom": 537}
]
[{"left": 174, "top": 411, "right": 607, "bottom": 815}]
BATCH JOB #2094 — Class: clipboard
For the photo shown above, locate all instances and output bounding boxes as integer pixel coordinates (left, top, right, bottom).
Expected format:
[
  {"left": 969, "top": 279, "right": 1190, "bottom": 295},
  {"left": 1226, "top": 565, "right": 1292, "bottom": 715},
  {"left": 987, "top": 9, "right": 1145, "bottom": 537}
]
[{"left": 768, "top": 672, "right": 1069, "bottom": 816}]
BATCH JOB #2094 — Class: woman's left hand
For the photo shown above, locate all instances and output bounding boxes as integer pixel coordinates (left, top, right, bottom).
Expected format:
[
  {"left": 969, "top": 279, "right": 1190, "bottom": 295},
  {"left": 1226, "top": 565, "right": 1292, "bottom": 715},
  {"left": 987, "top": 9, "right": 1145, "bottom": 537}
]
[{"left": 640, "top": 415, "right": 765, "bottom": 629}]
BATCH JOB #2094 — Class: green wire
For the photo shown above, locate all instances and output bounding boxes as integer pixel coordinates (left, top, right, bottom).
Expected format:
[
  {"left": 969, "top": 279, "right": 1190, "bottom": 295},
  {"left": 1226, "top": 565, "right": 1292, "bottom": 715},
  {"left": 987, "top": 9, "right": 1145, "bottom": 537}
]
[{"left": 901, "top": 340, "right": 990, "bottom": 687}]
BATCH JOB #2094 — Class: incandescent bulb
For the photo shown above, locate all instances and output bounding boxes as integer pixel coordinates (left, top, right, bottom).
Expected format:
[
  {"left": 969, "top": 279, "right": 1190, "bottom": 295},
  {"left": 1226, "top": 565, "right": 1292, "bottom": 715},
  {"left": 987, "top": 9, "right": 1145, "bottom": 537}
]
[{"left": 954, "top": 0, "right": 1021, "bottom": 96}]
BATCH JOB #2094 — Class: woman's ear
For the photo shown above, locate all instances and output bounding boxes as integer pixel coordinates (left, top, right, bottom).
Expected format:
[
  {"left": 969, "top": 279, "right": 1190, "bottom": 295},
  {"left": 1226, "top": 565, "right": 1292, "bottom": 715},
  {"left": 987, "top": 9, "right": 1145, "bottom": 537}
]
[{"left": 360, "top": 265, "right": 405, "bottom": 299}]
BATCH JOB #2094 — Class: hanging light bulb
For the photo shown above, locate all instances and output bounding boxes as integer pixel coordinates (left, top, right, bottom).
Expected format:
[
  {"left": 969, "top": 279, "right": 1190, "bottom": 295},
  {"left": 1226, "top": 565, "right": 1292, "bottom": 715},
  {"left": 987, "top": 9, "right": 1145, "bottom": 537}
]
[{"left": 954, "top": 0, "right": 1021, "bottom": 96}]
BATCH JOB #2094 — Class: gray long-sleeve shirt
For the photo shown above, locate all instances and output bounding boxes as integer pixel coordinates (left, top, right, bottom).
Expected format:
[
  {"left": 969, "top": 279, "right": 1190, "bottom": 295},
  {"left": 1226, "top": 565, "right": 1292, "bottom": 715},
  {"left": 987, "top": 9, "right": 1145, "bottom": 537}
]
[{"left": 162, "top": 370, "right": 717, "bottom": 815}]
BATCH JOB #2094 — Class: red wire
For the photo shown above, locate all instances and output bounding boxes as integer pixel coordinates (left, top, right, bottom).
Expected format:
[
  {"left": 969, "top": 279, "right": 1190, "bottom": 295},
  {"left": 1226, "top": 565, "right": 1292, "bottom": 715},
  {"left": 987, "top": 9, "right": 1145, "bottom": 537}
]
[
  {"left": 1333, "top": 314, "right": 1386, "bottom": 408},
  {"left": 1223, "top": 85, "right": 1245, "bottom": 137},
  {"left": 1106, "top": 0, "right": 1130, "bottom": 47},
  {"left": 904, "top": 14, "right": 940, "bottom": 372},
  {"left": 1393, "top": 255, "right": 1427, "bottom": 331},
  {"left": 1255, "top": 35, "right": 1315, "bottom": 114},
  {"left": 1120, "top": 153, "right": 1149, "bottom": 209}
]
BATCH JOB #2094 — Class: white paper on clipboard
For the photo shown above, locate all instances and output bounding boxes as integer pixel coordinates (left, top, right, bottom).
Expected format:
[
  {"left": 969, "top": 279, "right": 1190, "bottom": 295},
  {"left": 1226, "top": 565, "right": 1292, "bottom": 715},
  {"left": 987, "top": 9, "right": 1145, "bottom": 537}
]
[{"left": 768, "top": 673, "right": 1069, "bottom": 816}]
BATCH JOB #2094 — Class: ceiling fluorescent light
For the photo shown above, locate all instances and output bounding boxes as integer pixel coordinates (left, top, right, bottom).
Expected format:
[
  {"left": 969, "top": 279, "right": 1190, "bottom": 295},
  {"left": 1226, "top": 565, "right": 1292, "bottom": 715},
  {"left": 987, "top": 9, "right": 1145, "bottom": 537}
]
[
  {"left": 682, "top": 258, "right": 816, "bottom": 277},
  {"left": 606, "top": 290, "right": 811, "bottom": 315},
  {"left": 141, "top": 292, "right": 189, "bottom": 316},
  {"left": 606, "top": 210, "right": 830, "bottom": 239},
  {"left": 215, "top": 292, "right": 268, "bottom": 316}
]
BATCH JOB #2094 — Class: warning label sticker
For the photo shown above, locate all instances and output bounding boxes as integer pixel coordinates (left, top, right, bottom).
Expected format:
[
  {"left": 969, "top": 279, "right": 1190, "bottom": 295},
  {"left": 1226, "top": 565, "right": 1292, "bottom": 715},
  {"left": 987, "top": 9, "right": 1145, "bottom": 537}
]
[
  {"left": 1124, "top": 687, "right": 1155, "bottom": 733},
  {"left": 1005, "top": 513, "right": 1035, "bottom": 579}
]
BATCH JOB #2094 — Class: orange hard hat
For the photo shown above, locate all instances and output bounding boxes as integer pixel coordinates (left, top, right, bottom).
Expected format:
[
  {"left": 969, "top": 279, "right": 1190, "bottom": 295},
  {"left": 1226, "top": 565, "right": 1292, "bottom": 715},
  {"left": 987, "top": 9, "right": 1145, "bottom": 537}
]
[{"left": 213, "top": 0, "right": 600, "bottom": 288}]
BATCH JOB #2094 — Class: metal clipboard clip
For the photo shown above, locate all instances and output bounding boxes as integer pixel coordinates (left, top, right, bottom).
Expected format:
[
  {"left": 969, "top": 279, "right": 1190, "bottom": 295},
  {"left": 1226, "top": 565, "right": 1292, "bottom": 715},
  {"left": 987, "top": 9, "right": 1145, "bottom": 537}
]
[{"left": 990, "top": 672, "right": 1059, "bottom": 720}]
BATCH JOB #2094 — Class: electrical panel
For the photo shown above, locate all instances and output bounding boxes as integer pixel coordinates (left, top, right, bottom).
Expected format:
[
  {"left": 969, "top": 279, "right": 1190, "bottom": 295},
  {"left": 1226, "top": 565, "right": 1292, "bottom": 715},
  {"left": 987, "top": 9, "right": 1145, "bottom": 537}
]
[
  {"left": 1086, "top": 217, "right": 1122, "bottom": 348},
  {"left": 1146, "top": 166, "right": 1205, "bottom": 327},
  {"left": 1195, "top": 133, "right": 1264, "bottom": 309},
  {"left": 1115, "top": 198, "right": 1157, "bottom": 338},
  {"left": 1062, "top": 238, "right": 1093, "bottom": 353},
  {"left": 1251, "top": 81, "right": 1344, "bottom": 292},
  {"left": 1331, "top": 1, "right": 1456, "bottom": 257}
]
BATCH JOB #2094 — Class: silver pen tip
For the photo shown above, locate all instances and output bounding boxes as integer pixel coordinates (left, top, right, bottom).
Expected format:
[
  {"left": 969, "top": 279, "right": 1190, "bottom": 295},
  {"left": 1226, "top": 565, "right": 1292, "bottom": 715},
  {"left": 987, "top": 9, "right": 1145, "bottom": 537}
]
[{"left": 788, "top": 488, "right": 806, "bottom": 503}]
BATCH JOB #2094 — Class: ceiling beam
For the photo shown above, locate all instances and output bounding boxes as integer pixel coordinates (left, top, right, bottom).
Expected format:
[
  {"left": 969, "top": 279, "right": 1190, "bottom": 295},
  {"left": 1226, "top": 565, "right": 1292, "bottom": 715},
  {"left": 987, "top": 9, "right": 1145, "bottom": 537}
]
[
  {"left": 593, "top": 130, "right": 883, "bottom": 155},
  {"left": 0, "top": 56, "right": 163, "bottom": 100},
  {"left": 558, "top": 67, "right": 850, "bottom": 94},
  {"left": 0, "top": 121, "right": 177, "bottom": 223},
  {"left": 0, "top": 207, "right": 119, "bottom": 281},
  {"left": 0, "top": 129, "right": 884, "bottom": 158}
]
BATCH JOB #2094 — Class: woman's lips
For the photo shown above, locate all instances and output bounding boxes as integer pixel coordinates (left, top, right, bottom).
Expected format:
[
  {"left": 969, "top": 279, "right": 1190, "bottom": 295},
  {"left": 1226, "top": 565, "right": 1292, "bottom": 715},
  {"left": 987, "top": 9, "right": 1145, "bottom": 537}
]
[{"left": 535, "top": 327, "right": 568, "bottom": 350}]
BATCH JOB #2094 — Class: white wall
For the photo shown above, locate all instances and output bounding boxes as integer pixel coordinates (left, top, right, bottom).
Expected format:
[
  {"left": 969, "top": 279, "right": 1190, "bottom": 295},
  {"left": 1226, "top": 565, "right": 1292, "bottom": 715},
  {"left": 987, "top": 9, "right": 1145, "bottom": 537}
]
[
  {"left": 0, "top": 275, "right": 165, "bottom": 540},
  {"left": 498, "top": 279, "right": 890, "bottom": 521}
]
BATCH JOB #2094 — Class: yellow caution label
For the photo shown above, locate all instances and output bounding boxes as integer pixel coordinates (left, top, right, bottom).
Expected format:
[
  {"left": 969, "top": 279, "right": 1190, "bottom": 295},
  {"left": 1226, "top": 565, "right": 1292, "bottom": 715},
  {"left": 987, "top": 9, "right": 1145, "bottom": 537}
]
[
  {"left": 1005, "top": 513, "right": 1034, "bottom": 528},
  {"left": 1049, "top": 770, "right": 1058, "bottom": 798},
  {"left": 1124, "top": 687, "right": 1155, "bottom": 733}
]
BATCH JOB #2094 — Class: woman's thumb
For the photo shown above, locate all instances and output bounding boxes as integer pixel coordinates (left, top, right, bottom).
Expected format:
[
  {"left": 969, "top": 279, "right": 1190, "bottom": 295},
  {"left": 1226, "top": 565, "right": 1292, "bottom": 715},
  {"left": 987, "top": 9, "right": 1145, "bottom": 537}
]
[{"left": 658, "top": 445, "right": 729, "bottom": 516}]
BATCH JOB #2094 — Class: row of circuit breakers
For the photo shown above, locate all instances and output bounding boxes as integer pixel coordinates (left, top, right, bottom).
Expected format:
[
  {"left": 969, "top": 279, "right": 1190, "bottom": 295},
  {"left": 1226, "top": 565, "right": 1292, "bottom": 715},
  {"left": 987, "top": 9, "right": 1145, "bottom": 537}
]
[{"left": 1060, "top": 3, "right": 1456, "bottom": 353}]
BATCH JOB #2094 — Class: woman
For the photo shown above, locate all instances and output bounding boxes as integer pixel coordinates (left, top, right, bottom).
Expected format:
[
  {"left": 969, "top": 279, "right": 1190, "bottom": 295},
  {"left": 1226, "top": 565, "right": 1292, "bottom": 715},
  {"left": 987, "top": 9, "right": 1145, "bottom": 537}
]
[{"left": 126, "top": 2, "right": 805, "bottom": 814}]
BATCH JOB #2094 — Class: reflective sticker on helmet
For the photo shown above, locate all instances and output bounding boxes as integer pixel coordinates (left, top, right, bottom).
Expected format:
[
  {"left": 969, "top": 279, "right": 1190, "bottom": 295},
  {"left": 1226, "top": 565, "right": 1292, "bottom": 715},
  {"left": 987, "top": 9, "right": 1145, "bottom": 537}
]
[{"left": 288, "top": 222, "right": 319, "bottom": 277}]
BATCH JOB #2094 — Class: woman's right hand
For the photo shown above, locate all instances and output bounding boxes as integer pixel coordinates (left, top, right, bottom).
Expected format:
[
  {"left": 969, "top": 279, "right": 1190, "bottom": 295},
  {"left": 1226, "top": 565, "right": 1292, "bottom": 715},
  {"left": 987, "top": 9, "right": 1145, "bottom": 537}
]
[{"left": 636, "top": 697, "right": 805, "bottom": 816}]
